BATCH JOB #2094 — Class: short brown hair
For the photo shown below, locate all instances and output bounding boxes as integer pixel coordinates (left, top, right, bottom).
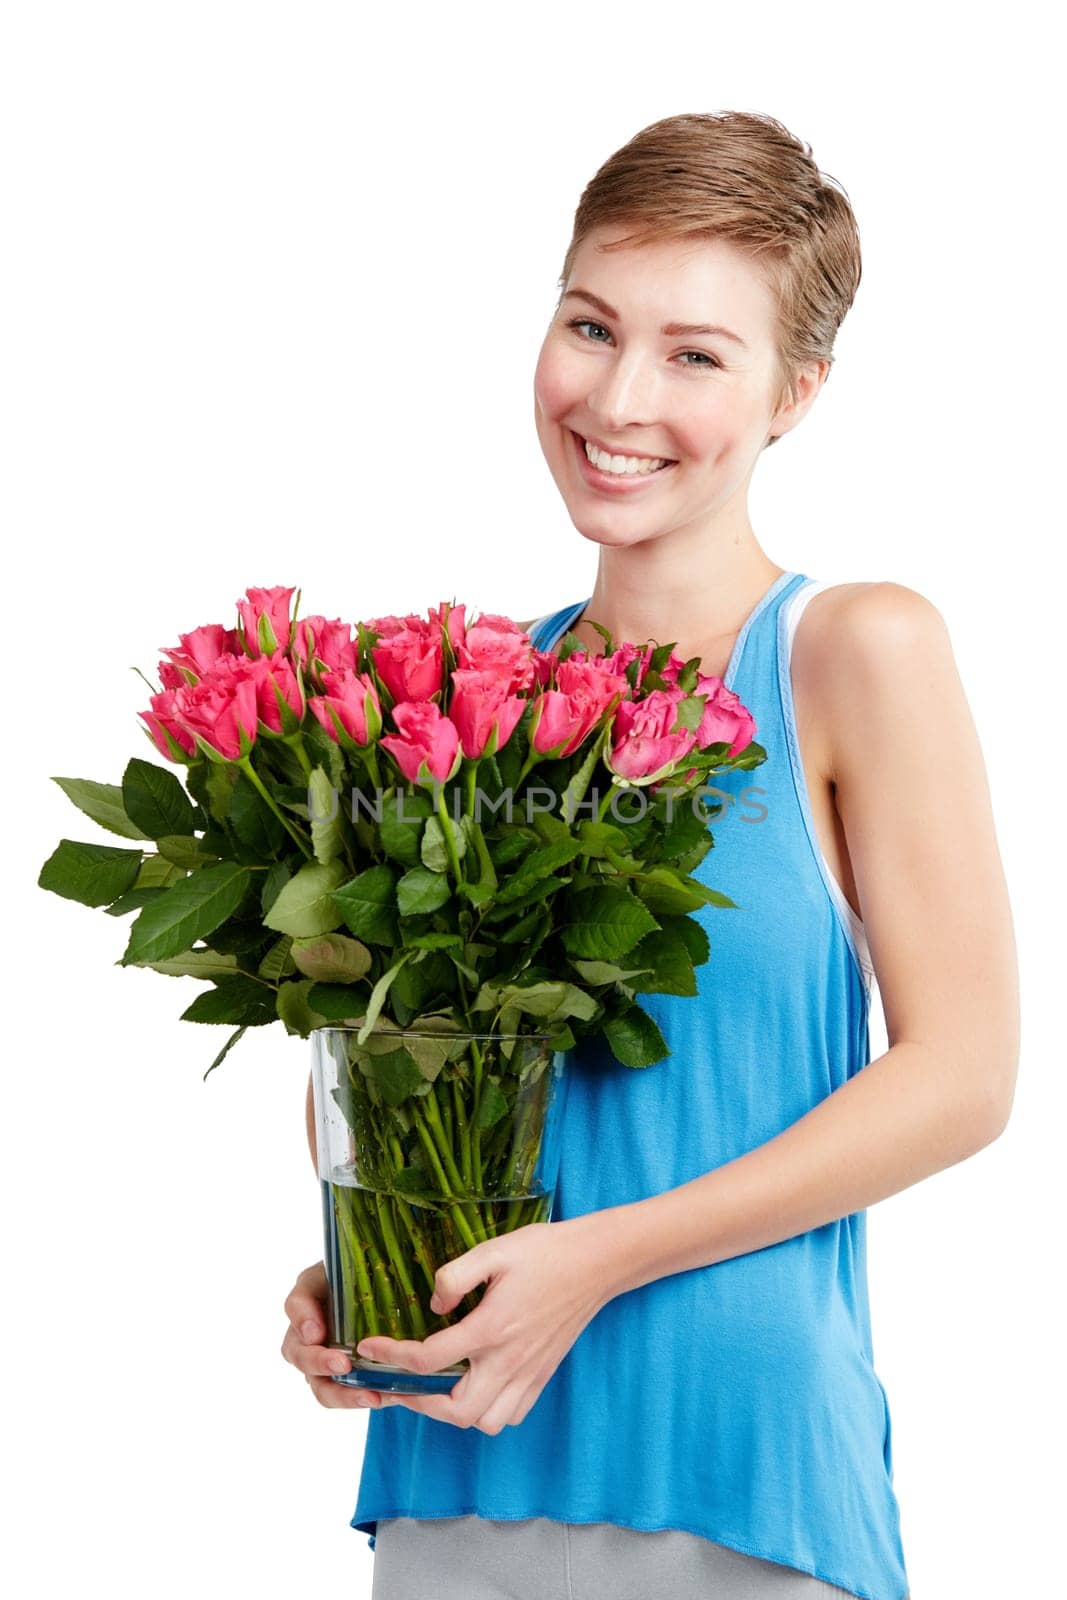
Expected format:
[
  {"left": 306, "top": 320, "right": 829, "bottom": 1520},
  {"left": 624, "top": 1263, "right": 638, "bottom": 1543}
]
[{"left": 557, "top": 111, "right": 862, "bottom": 446}]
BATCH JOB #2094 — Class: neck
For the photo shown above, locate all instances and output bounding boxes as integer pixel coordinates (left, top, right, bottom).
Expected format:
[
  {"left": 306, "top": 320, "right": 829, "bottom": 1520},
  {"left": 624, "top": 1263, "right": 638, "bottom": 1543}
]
[{"left": 580, "top": 524, "right": 785, "bottom": 656}]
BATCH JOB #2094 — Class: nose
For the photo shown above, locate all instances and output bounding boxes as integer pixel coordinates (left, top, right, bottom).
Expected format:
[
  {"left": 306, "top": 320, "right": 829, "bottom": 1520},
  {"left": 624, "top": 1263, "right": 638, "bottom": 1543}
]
[{"left": 586, "top": 350, "right": 660, "bottom": 435}]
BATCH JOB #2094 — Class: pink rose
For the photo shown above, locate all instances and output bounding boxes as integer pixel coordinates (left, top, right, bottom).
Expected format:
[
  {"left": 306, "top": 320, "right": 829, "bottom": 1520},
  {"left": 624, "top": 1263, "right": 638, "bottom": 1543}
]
[
  {"left": 237, "top": 585, "right": 296, "bottom": 656},
  {"left": 292, "top": 615, "right": 359, "bottom": 677},
  {"left": 364, "top": 611, "right": 418, "bottom": 639},
  {"left": 380, "top": 701, "right": 461, "bottom": 784},
  {"left": 449, "top": 668, "right": 526, "bottom": 759},
  {"left": 530, "top": 648, "right": 558, "bottom": 690},
  {"left": 427, "top": 600, "right": 467, "bottom": 654},
  {"left": 606, "top": 687, "right": 698, "bottom": 783},
  {"left": 457, "top": 619, "right": 537, "bottom": 695},
  {"left": 372, "top": 625, "right": 444, "bottom": 703},
  {"left": 249, "top": 652, "right": 304, "bottom": 733},
  {"left": 139, "top": 689, "right": 199, "bottom": 759},
  {"left": 308, "top": 669, "right": 381, "bottom": 746},
  {"left": 530, "top": 656, "right": 627, "bottom": 757},
  {"left": 162, "top": 656, "right": 261, "bottom": 761},
  {"left": 692, "top": 673, "right": 757, "bottom": 758},
  {"left": 158, "top": 623, "right": 243, "bottom": 687}
]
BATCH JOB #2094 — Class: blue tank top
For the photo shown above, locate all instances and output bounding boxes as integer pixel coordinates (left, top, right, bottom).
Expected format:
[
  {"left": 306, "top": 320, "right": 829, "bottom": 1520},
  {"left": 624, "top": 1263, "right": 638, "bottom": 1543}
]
[{"left": 350, "top": 571, "right": 910, "bottom": 1600}]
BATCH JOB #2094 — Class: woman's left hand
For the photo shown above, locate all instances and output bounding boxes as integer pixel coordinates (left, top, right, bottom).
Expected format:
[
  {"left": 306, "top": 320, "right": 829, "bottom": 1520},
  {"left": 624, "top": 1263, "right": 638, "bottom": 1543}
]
[{"left": 351, "top": 1214, "right": 617, "bottom": 1434}]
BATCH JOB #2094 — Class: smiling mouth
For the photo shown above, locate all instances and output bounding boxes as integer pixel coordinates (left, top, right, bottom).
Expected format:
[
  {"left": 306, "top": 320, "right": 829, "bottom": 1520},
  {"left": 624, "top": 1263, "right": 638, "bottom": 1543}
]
[{"left": 569, "top": 429, "right": 679, "bottom": 477}]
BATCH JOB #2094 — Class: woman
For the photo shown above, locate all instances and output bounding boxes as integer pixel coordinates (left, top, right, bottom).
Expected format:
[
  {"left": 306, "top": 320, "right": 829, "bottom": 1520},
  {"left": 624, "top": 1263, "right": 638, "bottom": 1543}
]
[{"left": 280, "top": 111, "right": 1019, "bottom": 1600}]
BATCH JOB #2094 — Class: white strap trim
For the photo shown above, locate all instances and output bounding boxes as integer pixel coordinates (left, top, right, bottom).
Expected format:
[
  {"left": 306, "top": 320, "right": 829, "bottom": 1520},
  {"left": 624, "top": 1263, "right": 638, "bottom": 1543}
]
[{"left": 782, "top": 581, "right": 875, "bottom": 989}]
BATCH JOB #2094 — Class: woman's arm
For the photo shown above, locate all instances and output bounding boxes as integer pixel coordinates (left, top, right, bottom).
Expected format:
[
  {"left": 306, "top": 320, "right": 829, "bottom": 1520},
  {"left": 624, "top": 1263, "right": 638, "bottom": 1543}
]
[{"left": 591, "top": 582, "right": 1021, "bottom": 1300}]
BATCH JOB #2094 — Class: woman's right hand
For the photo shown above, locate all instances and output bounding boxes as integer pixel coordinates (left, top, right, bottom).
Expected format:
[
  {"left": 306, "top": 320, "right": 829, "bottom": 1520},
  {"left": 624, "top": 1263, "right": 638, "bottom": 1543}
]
[{"left": 281, "top": 1260, "right": 382, "bottom": 1410}]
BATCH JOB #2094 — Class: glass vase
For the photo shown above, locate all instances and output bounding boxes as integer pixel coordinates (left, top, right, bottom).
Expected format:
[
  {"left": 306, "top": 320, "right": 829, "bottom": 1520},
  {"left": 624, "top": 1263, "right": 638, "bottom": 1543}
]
[{"left": 310, "top": 1022, "right": 569, "bottom": 1396}]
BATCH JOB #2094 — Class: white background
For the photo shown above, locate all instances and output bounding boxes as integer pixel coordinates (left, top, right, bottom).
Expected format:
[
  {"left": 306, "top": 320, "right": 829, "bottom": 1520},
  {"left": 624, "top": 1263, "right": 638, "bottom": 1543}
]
[{"left": 3, "top": 3, "right": 1062, "bottom": 1595}]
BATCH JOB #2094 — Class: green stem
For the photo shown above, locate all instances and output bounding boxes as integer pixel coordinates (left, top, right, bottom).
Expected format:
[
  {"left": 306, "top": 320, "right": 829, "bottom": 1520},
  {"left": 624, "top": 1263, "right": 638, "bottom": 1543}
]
[
  {"left": 334, "top": 1184, "right": 378, "bottom": 1342},
  {"left": 391, "top": 1194, "right": 439, "bottom": 1297},
  {"left": 410, "top": 1098, "right": 484, "bottom": 1249},
  {"left": 373, "top": 1189, "right": 428, "bottom": 1338},
  {"left": 362, "top": 747, "right": 382, "bottom": 790},
  {"left": 285, "top": 733, "right": 314, "bottom": 778},
  {"left": 238, "top": 756, "right": 313, "bottom": 858},
  {"left": 452, "top": 1073, "right": 472, "bottom": 1187},
  {"left": 434, "top": 781, "right": 465, "bottom": 885},
  {"left": 598, "top": 782, "right": 623, "bottom": 822},
  {"left": 464, "top": 758, "right": 479, "bottom": 819},
  {"left": 351, "top": 1188, "right": 404, "bottom": 1337}
]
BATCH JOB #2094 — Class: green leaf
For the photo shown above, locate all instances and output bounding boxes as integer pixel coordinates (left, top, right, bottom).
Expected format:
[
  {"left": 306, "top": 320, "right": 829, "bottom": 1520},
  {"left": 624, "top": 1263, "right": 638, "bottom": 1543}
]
[
  {"left": 671, "top": 912, "right": 710, "bottom": 969},
  {"left": 105, "top": 886, "right": 167, "bottom": 916},
  {"left": 262, "top": 858, "right": 348, "bottom": 936},
  {"left": 121, "top": 862, "right": 252, "bottom": 965},
  {"left": 493, "top": 836, "right": 583, "bottom": 904},
  {"left": 420, "top": 812, "right": 465, "bottom": 874},
  {"left": 276, "top": 977, "right": 333, "bottom": 1037},
  {"left": 690, "top": 884, "right": 738, "bottom": 909},
  {"left": 198, "top": 761, "right": 241, "bottom": 826},
  {"left": 180, "top": 974, "right": 277, "bottom": 1025},
  {"left": 356, "top": 952, "right": 415, "bottom": 1044},
  {"left": 258, "top": 935, "right": 296, "bottom": 981},
  {"left": 142, "top": 947, "right": 241, "bottom": 978},
  {"left": 365, "top": 1024, "right": 459, "bottom": 1086},
  {"left": 122, "top": 756, "right": 197, "bottom": 839},
  {"left": 570, "top": 958, "right": 654, "bottom": 986},
  {"left": 261, "top": 858, "right": 292, "bottom": 915},
  {"left": 39, "top": 839, "right": 143, "bottom": 907},
  {"left": 626, "top": 921, "right": 699, "bottom": 995},
  {"left": 332, "top": 864, "right": 399, "bottom": 945},
  {"left": 308, "top": 766, "right": 344, "bottom": 865},
  {"left": 396, "top": 865, "right": 452, "bottom": 917},
  {"left": 290, "top": 932, "right": 372, "bottom": 983},
  {"left": 136, "top": 854, "right": 187, "bottom": 889},
  {"left": 156, "top": 834, "right": 220, "bottom": 869},
  {"left": 305, "top": 982, "right": 367, "bottom": 1022},
  {"left": 402, "top": 931, "right": 463, "bottom": 951},
  {"left": 602, "top": 1002, "right": 669, "bottom": 1068},
  {"left": 480, "top": 874, "right": 570, "bottom": 923},
  {"left": 474, "top": 1075, "right": 508, "bottom": 1132},
  {"left": 230, "top": 774, "right": 286, "bottom": 857},
  {"left": 378, "top": 788, "right": 433, "bottom": 867},
  {"left": 560, "top": 722, "right": 610, "bottom": 824},
  {"left": 632, "top": 866, "right": 723, "bottom": 916},
  {"left": 203, "top": 1025, "right": 249, "bottom": 1079},
  {"left": 460, "top": 815, "right": 498, "bottom": 898},
  {"left": 472, "top": 978, "right": 597, "bottom": 1025},
  {"left": 208, "top": 918, "right": 271, "bottom": 955},
  {"left": 359, "top": 1041, "right": 428, "bottom": 1106},
  {"left": 50, "top": 777, "right": 150, "bottom": 841},
  {"left": 558, "top": 886, "right": 660, "bottom": 961}
]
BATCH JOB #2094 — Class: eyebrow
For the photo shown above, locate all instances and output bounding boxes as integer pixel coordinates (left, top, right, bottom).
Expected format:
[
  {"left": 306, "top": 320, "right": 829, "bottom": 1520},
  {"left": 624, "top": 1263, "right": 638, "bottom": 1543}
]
[{"left": 561, "top": 288, "right": 748, "bottom": 349}]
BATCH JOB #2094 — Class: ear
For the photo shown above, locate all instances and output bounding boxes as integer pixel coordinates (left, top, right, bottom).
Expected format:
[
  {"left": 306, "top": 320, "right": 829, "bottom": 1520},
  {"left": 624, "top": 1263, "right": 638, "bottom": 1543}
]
[{"left": 767, "top": 359, "right": 831, "bottom": 443}]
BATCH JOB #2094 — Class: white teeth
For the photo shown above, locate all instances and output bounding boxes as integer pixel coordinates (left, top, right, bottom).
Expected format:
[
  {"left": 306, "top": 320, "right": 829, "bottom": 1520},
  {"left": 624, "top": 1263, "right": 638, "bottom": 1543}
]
[{"left": 583, "top": 438, "right": 671, "bottom": 475}]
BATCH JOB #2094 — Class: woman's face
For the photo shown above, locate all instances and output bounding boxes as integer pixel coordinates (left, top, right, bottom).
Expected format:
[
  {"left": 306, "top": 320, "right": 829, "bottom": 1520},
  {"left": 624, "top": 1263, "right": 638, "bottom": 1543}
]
[{"left": 533, "top": 226, "right": 812, "bottom": 548}]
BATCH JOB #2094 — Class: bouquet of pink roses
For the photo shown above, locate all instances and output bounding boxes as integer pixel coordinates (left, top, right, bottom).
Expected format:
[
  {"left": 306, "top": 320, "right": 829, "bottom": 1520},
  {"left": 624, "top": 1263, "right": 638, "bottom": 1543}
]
[{"left": 39, "top": 585, "right": 765, "bottom": 1361}]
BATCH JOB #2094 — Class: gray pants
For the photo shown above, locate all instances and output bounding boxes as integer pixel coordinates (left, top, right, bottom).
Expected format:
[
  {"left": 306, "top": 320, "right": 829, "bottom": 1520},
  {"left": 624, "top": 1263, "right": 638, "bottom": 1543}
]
[{"left": 370, "top": 1515, "right": 862, "bottom": 1599}]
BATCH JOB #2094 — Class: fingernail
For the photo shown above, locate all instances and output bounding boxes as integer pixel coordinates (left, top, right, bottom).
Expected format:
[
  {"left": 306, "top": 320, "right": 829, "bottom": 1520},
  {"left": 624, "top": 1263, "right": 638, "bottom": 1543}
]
[
  {"left": 329, "top": 1355, "right": 349, "bottom": 1374},
  {"left": 356, "top": 1343, "right": 373, "bottom": 1358},
  {"left": 301, "top": 1320, "right": 319, "bottom": 1341}
]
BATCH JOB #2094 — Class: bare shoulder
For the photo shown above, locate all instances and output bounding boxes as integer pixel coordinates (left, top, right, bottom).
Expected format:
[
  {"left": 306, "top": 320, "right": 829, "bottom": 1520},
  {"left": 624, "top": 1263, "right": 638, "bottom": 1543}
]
[
  {"left": 791, "top": 581, "right": 955, "bottom": 779},
  {"left": 796, "top": 578, "right": 946, "bottom": 647}
]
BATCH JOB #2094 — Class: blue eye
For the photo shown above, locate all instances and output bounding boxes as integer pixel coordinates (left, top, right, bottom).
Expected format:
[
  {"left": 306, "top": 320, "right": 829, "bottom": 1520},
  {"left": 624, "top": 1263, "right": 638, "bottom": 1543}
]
[{"left": 564, "top": 317, "right": 721, "bottom": 372}]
